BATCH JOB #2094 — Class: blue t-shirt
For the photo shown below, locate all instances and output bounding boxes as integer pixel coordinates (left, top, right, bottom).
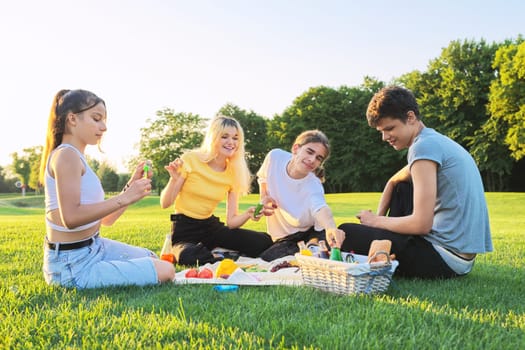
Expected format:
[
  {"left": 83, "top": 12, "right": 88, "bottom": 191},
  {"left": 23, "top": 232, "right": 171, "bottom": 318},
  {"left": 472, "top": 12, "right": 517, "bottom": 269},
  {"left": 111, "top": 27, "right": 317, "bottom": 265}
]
[{"left": 408, "top": 128, "right": 492, "bottom": 254}]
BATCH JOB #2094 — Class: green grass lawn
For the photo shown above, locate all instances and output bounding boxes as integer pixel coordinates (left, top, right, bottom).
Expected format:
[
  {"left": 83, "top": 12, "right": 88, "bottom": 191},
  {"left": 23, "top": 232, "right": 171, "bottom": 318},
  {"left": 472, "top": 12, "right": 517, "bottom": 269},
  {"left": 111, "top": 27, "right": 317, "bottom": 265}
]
[{"left": 1, "top": 193, "right": 524, "bottom": 349}]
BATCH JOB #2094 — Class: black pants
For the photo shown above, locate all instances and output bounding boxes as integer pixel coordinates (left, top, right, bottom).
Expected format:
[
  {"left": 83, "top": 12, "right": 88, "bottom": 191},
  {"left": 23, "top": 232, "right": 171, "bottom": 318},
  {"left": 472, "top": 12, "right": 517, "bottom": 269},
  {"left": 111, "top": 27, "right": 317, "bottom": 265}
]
[
  {"left": 259, "top": 227, "right": 326, "bottom": 262},
  {"left": 171, "top": 214, "right": 273, "bottom": 266},
  {"left": 339, "top": 182, "right": 457, "bottom": 279}
]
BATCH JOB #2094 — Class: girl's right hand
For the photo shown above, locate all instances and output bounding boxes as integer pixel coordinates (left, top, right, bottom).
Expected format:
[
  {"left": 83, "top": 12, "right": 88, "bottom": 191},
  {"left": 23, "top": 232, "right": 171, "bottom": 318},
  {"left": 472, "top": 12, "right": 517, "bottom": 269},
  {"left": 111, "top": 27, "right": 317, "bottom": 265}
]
[
  {"left": 261, "top": 196, "right": 278, "bottom": 216},
  {"left": 165, "top": 158, "right": 183, "bottom": 179},
  {"left": 249, "top": 206, "right": 263, "bottom": 221}
]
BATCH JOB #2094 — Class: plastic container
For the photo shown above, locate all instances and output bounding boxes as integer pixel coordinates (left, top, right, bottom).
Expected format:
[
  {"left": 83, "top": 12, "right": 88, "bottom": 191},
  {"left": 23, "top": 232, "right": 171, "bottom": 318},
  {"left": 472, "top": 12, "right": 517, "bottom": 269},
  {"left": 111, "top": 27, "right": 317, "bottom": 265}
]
[
  {"left": 160, "top": 234, "right": 175, "bottom": 263},
  {"left": 318, "top": 240, "right": 330, "bottom": 259},
  {"left": 306, "top": 238, "right": 320, "bottom": 257},
  {"left": 297, "top": 241, "right": 312, "bottom": 256},
  {"left": 329, "top": 247, "right": 343, "bottom": 261},
  {"left": 214, "top": 285, "right": 239, "bottom": 292},
  {"left": 143, "top": 160, "right": 152, "bottom": 178}
]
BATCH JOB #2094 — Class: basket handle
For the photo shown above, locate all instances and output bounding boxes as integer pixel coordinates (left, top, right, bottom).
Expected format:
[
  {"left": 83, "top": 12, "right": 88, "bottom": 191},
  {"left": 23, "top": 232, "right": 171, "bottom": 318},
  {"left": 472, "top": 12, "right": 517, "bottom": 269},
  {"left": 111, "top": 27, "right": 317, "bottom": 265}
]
[{"left": 367, "top": 250, "right": 391, "bottom": 264}]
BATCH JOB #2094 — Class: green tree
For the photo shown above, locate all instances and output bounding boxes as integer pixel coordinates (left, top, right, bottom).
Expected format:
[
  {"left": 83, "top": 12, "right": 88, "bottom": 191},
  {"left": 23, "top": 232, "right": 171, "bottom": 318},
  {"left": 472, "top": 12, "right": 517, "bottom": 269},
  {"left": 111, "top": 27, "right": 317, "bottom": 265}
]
[
  {"left": 402, "top": 39, "right": 507, "bottom": 190},
  {"left": 11, "top": 146, "right": 42, "bottom": 192},
  {"left": 406, "top": 39, "right": 499, "bottom": 144},
  {"left": 266, "top": 113, "right": 289, "bottom": 151},
  {"left": 0, "top": 166, "right": 17, "bottom": 193},
  {"left": 468, "top": 119, "right": 515, "bottom": 191},
  {"left": 28, "top": 146, "right": 43, "bottom": 192},
  {"left": 467, "top": 37, "right": 525, "bottom": 190},
  {"left": 271, "top": 86, "right": 348, "bottom": 153},
  {"left": 97, "top": 162, "right": 120, "bottom": 192},
  {"left": 136, "top": 108, "right": 205, "bottom": 193},
  {"left": 117, "top": 173, "right": 131, "bottom": 192},
  {"left": 486, "top": 37, "right": 525, "bottom": 161},
  {"left": 218, "top": 103, "right": 268, "bottom": 191},
  {"left": 87, "top": 158, "right": 100, "bottom": 175},
  {"left": 86, "top": 157, "right": 119, "bottom": 191},
  {"left": 267, "top": 81, "right": 404, "bottom": 192}
]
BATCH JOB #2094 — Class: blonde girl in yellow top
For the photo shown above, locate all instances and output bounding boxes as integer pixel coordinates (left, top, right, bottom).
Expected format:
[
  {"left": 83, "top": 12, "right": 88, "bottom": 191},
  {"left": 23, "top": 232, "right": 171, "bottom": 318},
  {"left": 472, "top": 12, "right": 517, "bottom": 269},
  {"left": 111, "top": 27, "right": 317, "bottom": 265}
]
[{"left": 160, "top": 115, "right": 273, "bottom": 265}]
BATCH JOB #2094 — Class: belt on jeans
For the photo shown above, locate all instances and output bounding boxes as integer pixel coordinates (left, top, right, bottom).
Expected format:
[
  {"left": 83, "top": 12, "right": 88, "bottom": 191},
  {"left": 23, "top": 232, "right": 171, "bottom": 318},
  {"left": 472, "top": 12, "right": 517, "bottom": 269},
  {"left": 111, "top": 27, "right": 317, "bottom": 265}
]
[
  {"left": 47, "top": 233, "right": 99, "bottom": 251},
  {"left": 170, "top": 213, "right": 214, "bottom": 223}
]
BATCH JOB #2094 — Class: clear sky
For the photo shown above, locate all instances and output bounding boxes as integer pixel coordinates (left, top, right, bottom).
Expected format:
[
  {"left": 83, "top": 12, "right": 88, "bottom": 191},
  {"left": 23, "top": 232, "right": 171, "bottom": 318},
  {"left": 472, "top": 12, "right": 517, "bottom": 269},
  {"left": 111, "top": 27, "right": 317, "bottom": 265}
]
[{"left": 1, "top": 0, "right": 523, "bottom": 172}]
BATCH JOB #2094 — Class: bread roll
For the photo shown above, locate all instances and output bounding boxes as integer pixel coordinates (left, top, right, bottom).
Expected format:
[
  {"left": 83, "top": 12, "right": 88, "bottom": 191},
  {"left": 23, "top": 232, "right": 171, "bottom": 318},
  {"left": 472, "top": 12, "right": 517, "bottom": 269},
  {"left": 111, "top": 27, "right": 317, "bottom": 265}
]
[{"left": 368, "top": 239, "right": 392, "bottom": 263}]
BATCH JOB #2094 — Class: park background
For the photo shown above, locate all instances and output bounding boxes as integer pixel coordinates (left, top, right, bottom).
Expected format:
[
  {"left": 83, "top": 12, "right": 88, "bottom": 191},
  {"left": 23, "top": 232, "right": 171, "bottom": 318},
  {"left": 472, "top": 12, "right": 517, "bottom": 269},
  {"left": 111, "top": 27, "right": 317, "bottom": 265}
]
[
  {"left": 0, "top": 1, "right": 524, "bottom": 195},
  {"left": 1, "top": 2, "right": 524, "bottom": 348}
]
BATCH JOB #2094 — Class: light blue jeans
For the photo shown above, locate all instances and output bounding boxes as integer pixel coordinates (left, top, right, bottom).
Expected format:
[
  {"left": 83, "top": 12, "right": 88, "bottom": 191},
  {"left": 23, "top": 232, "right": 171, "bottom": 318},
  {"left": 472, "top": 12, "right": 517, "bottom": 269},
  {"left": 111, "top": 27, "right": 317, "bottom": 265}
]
[{"left": 43, "top": 234, "right": 158, "bottom": 289}]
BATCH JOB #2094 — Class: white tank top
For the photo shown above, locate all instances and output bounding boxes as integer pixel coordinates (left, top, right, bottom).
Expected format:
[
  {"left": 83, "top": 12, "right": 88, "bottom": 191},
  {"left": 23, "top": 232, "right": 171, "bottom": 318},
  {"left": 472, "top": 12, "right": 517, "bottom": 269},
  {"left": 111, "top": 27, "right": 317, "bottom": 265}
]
[{"left": 45, "top": 144, "right": 104, "bottom": 232}]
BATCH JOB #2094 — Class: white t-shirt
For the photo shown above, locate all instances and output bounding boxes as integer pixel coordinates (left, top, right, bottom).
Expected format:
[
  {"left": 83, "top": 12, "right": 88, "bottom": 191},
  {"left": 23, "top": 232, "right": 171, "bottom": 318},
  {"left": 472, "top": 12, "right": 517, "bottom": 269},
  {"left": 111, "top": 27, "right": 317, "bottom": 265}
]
[{"left": 256, "top": 149, "right": 327, "bottom": 241}]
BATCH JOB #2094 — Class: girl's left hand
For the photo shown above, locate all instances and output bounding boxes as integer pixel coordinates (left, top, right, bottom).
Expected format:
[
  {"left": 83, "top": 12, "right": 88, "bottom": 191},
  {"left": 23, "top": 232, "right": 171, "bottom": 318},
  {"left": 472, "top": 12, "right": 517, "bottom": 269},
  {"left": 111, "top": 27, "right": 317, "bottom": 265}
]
[
  {"left": 120, "top": 177, "right": 152, "bottom": 206},
  {"left": 249, "top": 206, "right": 263, "bottom": 221}
]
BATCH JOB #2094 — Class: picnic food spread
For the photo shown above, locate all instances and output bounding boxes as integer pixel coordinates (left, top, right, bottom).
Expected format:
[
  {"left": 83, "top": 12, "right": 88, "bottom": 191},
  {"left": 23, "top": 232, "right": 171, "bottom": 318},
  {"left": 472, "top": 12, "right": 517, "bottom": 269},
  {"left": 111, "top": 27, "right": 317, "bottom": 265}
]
[{"left": 175, "top": 239, "right": 397, "bottom": 294}]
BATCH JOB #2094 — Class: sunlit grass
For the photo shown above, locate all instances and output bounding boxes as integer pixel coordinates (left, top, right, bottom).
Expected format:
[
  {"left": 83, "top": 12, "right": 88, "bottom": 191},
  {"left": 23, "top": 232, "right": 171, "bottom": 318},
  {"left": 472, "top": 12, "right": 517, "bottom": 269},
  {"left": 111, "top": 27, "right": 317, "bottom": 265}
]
[{"left": 1, "top": 193, "right": 523, "bottom": 349}]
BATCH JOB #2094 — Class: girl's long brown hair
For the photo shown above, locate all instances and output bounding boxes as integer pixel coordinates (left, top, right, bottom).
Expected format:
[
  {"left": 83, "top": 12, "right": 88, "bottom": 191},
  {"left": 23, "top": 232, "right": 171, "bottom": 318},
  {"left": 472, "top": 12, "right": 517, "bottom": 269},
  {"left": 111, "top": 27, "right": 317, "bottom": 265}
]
[{"left": 39, "top": 89, "right": 105, "bottom": 184}]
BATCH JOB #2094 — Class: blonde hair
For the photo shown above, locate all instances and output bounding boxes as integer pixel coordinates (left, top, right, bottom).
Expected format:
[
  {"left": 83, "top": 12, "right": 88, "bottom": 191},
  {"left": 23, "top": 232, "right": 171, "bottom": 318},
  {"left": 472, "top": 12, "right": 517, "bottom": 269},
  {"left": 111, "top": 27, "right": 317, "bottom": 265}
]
[
  {"left": 39, "top": 89, "right": 105, "bottom": 184},
  {"left": 197, "top": 115, "right": 252, "bottom": 194},
  {"left": 292, "top": 130, "right": 330, "bottom": 183}
]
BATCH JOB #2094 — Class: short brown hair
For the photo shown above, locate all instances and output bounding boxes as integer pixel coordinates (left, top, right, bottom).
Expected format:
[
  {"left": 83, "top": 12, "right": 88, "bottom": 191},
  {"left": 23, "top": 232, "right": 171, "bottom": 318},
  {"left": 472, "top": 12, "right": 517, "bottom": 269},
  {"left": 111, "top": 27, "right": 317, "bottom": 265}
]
[{"left": 366, "top": 86, "right": 420, "bottom": 127}]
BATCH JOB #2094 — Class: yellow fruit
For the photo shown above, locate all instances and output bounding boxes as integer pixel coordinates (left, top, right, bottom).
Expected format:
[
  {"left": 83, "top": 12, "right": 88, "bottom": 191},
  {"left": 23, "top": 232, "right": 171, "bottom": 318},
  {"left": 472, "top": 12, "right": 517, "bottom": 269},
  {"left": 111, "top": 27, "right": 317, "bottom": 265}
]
[
  {"left": 215, "top": 259, "right": 238, "bottom": 278},
  {"left": 300, "top": 249, "right": 313, "bottom": 256}
]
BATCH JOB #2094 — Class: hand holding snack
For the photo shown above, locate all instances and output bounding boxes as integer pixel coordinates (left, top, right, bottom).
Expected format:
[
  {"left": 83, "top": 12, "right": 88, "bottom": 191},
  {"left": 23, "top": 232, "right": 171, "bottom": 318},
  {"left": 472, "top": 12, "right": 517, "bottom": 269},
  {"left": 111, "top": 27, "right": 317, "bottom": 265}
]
[
  {"left": 143, "top": 160, "right": 152, "bottom": 179},
  {"left": 258, "top": 196, "right": 278, "bottom": 217},
  {"left": 254, "top": 202, "right": 264, "bottom": 217},
  {"left": 165, "top": 158, "right": 184, "bottom": 179}
]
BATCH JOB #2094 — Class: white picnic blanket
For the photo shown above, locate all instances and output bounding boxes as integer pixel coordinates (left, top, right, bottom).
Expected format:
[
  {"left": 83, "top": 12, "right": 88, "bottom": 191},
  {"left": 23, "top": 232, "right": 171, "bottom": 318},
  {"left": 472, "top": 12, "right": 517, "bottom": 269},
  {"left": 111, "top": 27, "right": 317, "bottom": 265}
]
[{"left": 174, "top": 255, "right": 303, "bottom": 286}]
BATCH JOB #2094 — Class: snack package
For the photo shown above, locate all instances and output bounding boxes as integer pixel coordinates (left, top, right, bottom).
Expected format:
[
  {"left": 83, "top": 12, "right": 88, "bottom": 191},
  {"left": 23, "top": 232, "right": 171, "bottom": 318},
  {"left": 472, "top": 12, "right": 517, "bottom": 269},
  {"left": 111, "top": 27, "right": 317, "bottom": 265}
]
[
  {"left": 254, "top": 203, "right": 264, "bottom": 216},
  {"left": 368, "top": 239, "right": 392, "bottom": 263},
  {"left": 215, "top": 258, "right": 239, "bottom": 278}
]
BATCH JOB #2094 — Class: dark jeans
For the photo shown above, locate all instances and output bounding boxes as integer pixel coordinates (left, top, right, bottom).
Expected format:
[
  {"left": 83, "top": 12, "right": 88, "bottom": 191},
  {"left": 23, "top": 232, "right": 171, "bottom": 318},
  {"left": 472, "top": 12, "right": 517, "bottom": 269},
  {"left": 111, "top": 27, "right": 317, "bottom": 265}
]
[
  {"left": 339, "top": 182, "right": 457, "bottom": 279},
  {"left": 171, "top": 214, "right": 273, "bottom": 266},
  {"left": 259, "top": 227, "right": 326, "bottom": 262}
]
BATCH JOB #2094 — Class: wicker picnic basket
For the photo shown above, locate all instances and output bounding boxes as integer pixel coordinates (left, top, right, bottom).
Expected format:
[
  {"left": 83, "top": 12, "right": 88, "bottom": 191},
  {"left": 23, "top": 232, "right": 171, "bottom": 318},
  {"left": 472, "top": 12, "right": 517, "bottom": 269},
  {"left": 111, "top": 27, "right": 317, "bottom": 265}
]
[{"left": 295, "top": 251, "right": 398, "bottom": 295}]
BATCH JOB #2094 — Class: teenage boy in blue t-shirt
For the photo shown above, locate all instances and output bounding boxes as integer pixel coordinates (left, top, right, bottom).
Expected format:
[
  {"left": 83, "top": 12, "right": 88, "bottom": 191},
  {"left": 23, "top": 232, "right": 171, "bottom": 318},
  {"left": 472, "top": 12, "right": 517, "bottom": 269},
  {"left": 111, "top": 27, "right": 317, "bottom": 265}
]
[{"left": 338, "top": 86, "right": 492, "bottom": 279}]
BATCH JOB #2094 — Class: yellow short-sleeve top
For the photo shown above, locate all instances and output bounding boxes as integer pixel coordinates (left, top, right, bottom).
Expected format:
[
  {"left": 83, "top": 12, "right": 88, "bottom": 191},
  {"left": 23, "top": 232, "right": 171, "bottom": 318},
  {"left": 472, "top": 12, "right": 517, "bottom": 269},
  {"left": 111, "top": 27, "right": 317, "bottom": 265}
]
[{"left": 174, "top": 151, "right": 234, "bottom": 219}]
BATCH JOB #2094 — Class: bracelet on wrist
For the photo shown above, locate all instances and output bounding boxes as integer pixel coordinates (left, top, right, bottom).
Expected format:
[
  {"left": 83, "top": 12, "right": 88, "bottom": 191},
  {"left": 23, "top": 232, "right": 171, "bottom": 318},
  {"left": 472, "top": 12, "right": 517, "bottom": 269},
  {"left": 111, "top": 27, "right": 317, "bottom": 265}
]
[{"left": 123, "top": 182, "right": 131, "bottom": 192}]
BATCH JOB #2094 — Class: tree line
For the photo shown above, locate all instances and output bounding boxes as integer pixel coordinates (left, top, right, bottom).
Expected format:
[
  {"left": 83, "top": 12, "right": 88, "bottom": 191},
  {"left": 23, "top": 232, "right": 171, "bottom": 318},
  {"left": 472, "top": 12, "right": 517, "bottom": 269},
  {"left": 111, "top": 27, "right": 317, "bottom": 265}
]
[{"left": 4, "top": 37, "right": 524, "bottom": 194}]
